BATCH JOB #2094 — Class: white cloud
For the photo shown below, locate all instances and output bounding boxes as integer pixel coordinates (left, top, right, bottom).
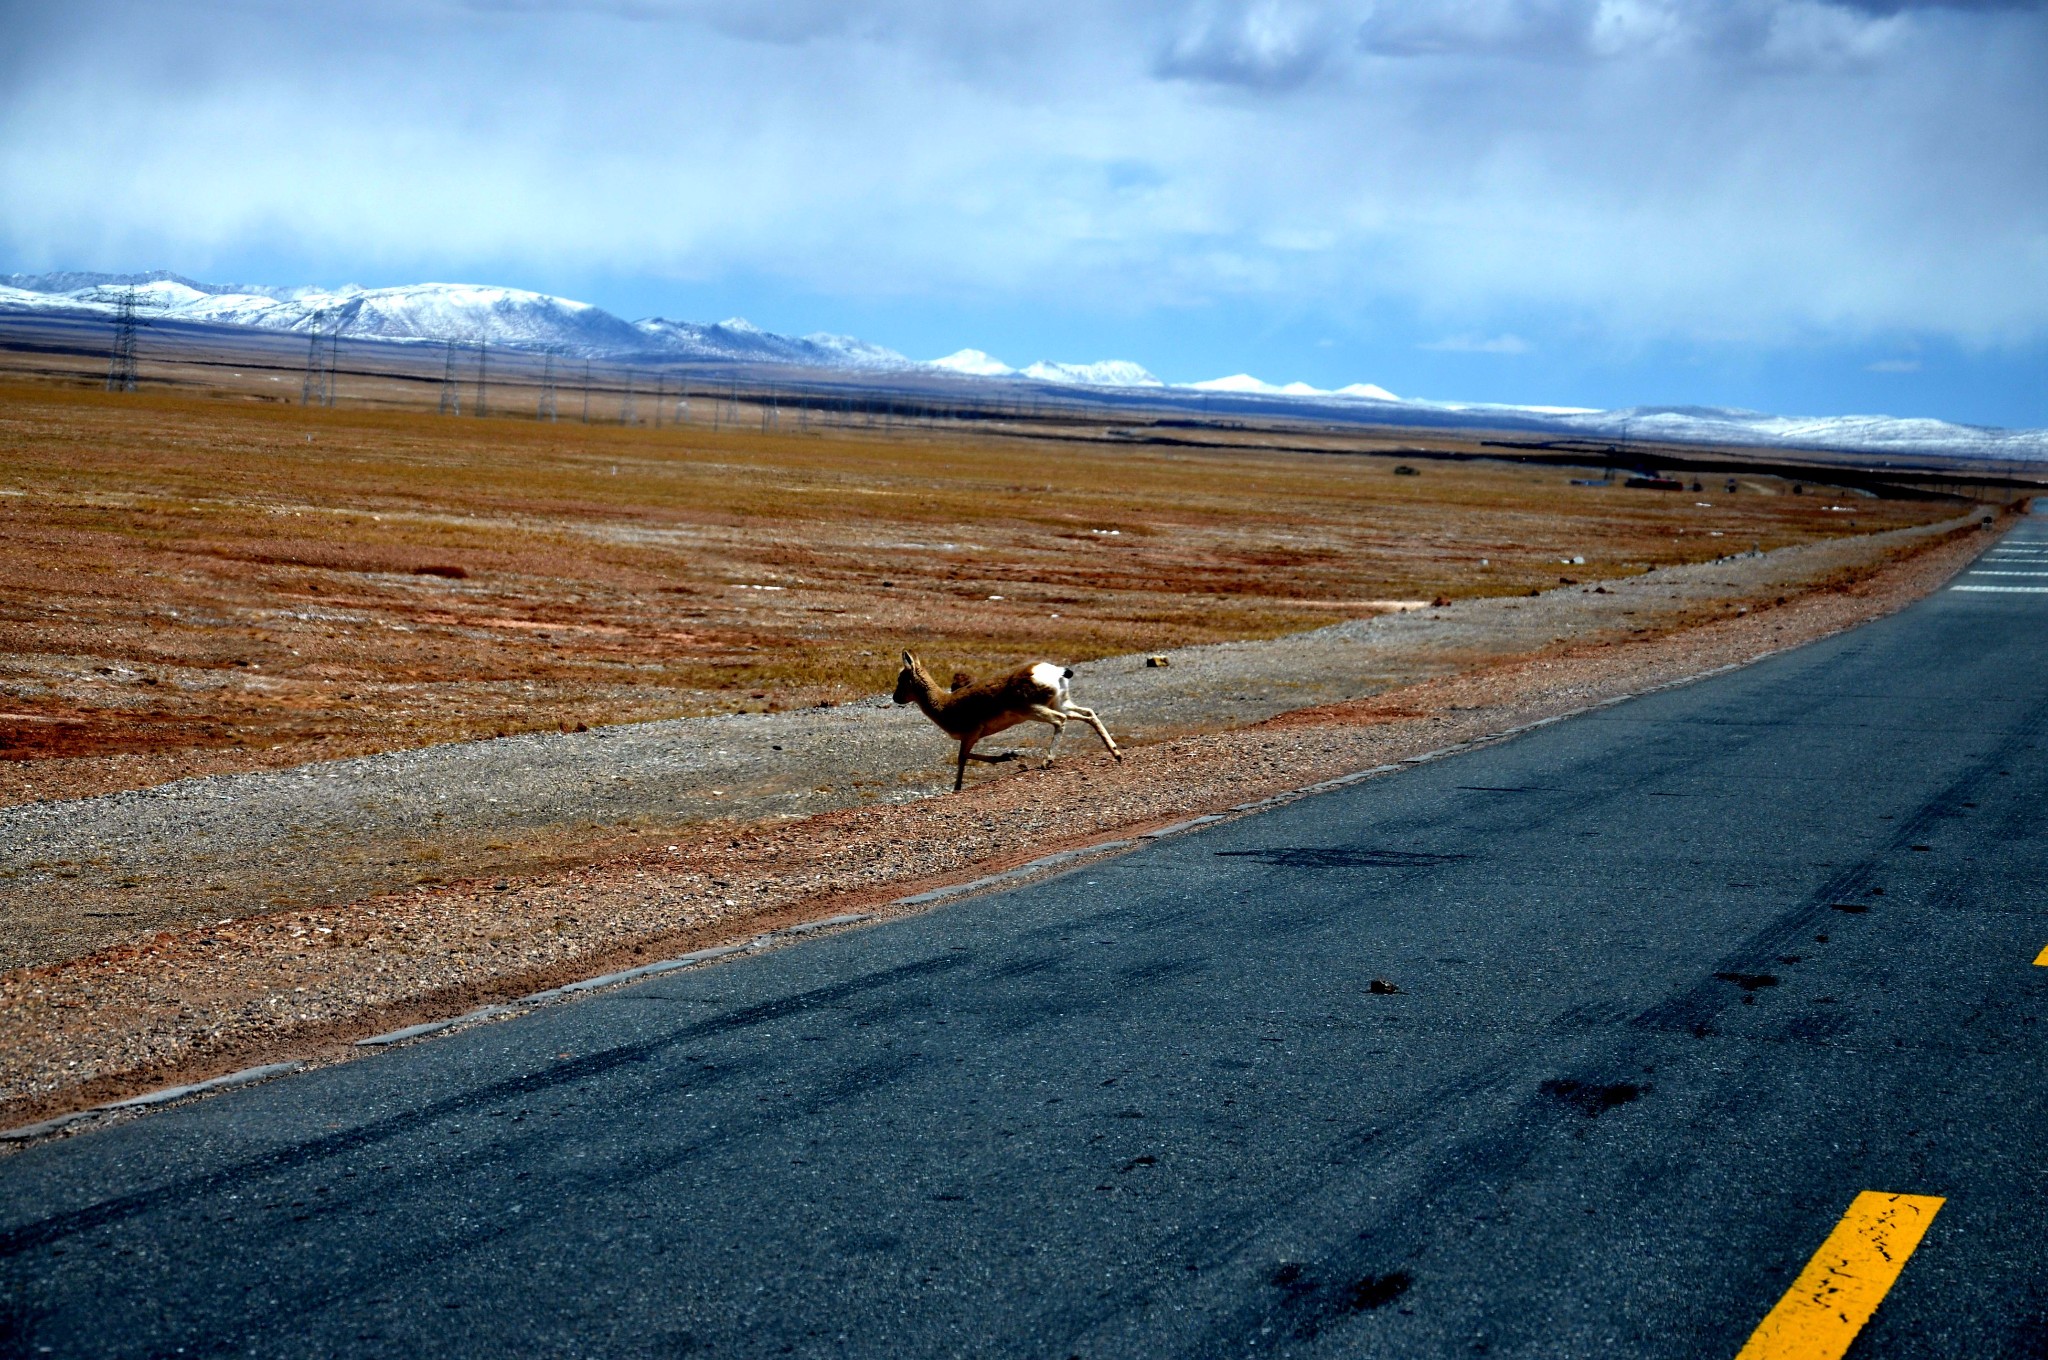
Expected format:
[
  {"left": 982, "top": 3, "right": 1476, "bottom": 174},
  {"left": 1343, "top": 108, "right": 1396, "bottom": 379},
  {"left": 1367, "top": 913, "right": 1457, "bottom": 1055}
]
[
  {"left": 1866, "top": 357, "right": 1922, "bottom": 372},
  {"left": 0, "top": 0, "right": 2043, "bottom": 350},
  {"left": 1421, "top": 332, "right": 1532, "bottom": 353}
]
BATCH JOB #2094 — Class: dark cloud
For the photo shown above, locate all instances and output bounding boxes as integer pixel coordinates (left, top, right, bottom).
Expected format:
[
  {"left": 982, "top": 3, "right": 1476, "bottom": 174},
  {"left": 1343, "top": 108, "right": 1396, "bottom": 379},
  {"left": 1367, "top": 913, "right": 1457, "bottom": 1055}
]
[
  {"left": 1154, "top": 2, "right": 1342, "bottom": 88},
  {"left": 1837, "top": 0, "right": 2046, "bottom": 11}
]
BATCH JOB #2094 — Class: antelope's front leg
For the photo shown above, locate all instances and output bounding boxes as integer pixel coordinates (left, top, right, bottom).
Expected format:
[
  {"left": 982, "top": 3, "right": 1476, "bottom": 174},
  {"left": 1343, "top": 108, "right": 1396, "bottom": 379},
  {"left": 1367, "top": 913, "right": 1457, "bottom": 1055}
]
[
  {"left": 1061, "top": 703, "right": 1121, "bottom": 760},
  {"left": 955, "top": 736, "right": 975, "bottom": 791}
]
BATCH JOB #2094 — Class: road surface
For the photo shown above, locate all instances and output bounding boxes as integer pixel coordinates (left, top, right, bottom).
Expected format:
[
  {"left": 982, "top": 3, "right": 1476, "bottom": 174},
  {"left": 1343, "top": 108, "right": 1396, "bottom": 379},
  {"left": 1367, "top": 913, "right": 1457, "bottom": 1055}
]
[{"left": 2, "top": 514, "right": 2045, "bottom": 1358}]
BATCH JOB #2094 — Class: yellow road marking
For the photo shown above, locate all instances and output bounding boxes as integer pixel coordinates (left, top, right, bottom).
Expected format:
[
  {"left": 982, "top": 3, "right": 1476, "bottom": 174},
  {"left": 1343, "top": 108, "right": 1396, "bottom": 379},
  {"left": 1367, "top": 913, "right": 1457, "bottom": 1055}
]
[
  {"left": 2035, "top": 943, "right": 2048, "bottom": 966},
  {"left": 1735, "top": 1191, "right": 1944, "bottom": 1360}
]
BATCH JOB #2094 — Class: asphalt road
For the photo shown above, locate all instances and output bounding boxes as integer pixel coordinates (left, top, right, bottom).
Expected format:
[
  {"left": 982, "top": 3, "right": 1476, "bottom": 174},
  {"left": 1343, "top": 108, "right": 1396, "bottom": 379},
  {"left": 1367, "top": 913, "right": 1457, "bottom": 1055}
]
[{"left": 4, "top": 513, "right": 2046, "bottom": 1359}]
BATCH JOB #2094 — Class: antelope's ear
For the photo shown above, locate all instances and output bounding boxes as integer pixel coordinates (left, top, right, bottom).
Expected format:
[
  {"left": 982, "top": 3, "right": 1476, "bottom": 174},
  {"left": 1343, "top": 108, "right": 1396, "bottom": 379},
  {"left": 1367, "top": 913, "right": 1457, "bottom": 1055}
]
[{"left": 901, "top": 650, "right": 916, "bottom": 666}]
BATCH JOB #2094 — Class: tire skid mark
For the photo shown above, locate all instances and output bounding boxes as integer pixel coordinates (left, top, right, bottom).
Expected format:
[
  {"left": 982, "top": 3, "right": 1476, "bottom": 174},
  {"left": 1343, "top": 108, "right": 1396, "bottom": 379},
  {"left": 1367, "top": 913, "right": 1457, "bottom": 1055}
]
[
  {"left": 0, "top": 950, "right": 966, "bottom": 1254},
  {"left": 1630, "top": 702, "right": 2048, "bottom": 1041}
]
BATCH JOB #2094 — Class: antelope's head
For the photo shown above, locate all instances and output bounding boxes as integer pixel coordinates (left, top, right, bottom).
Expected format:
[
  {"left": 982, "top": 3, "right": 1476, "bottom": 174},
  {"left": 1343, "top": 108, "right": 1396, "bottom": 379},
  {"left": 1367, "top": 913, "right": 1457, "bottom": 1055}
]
[{"left": 892, "top": 650, "right": 927, "bottom": 705}]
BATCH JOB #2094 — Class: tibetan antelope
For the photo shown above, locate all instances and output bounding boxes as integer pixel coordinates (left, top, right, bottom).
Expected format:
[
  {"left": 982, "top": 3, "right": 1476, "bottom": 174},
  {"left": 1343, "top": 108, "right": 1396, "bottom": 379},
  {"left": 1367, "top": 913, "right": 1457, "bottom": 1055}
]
[{"left": 893, "top": 651, "right": 1121, "bottom": 791}]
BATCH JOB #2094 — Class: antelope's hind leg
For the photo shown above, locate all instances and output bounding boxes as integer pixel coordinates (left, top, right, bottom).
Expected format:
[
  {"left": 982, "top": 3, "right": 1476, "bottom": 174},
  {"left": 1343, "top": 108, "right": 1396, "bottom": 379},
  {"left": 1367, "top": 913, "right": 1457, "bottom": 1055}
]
[{"left": 1027, "top": 705, "right": 1069, "bottom": 766}]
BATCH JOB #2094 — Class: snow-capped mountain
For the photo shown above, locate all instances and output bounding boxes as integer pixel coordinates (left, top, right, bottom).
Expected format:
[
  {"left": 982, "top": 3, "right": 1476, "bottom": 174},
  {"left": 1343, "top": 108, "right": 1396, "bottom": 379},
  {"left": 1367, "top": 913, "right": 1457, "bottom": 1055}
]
[
  {"left": 5, "top": 270, "right": 2041, "bottom": 461},
  {"left": 930, "top": 348, "right": 1016, "bottom": 377},
  {"left": 1165, "top": 376, "right": 2045, "bottom": 461},
  {"left": 314, "top": 283, "right": 650, "bottom": 350},
  {"left": 1186, "top": 373, "right": 1403, "bottom": 401},
  {"left": 1190, "top": 373, "right": 1328, "bottom": 397},
  {"left": 633, "top": 316, "right": 910, "bottom": 369},
  {"left": 1019, "top": 359, "right": 1162, "bottom": 388},
  {"left": 2, "top": 273, "right": 652, "bottom": 354},
  {"left": 1549, "top": 405, "right": 2048, "bottom": 463},
  {"left": 0, "top": 269, "right": 302, "bottom": 301},
  {"left": 0, "top": 271, "right": 914, "bottom": 367},
  {"left": 926, "top": 350, "right": 1162, "bottom": 387},
  {"left": 1, "top": 271, "right": 1150, "bottom": 390}
]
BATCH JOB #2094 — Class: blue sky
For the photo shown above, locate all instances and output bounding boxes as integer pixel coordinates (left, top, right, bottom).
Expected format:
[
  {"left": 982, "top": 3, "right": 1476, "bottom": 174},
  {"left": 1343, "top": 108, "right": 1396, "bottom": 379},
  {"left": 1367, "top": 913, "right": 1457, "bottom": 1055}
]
[{"left": 3, "top": 0, "right": 2044, "bottom": 427}]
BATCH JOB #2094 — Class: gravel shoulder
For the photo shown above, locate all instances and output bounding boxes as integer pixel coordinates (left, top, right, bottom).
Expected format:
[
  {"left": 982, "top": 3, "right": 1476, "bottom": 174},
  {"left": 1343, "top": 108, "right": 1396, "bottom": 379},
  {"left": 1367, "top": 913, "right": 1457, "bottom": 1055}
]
[{"left": 0, "top": 507, "right": 2003, "bottom": 1128}]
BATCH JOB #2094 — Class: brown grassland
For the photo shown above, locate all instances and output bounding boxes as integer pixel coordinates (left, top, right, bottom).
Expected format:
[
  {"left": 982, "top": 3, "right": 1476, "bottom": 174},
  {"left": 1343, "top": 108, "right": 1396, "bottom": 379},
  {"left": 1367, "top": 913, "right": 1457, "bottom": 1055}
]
[{"left": 0, "top": 379, "right": 1952, "bottom": 805}]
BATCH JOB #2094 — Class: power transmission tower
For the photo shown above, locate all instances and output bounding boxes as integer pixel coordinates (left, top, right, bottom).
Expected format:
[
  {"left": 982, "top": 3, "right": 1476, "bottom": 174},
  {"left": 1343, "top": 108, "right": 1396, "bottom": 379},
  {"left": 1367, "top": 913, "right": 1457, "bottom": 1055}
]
[
  {"left": 537, "top": 350, "right": 558, "bottom": 421},
  {"left": 104, "top": 286, "right": 150, "bottom": 393},
  {"left": 582, "top": 360, "right": 592, "bottom": 423},
  {"left": 473, "top": 339, "right": 489, "bottom": 418},
  {"left": 652, "top": 373, "right": 664, "bottom": 430},
  {"left": 301, "top": 310, "right": 339, "bottom": 407},
  {"left": 438, "top": 339, "right": 463, "bottom": 415},
  {"left": 621, "top": 370, "right": 637, "bottom": 426}
]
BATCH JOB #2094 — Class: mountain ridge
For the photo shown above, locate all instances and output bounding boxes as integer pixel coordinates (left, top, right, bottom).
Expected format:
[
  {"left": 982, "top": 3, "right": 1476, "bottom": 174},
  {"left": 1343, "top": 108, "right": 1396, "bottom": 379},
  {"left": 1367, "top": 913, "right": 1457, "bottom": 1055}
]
[{"left": 3, "top": 270, "right": 2041, "bottom": 461}]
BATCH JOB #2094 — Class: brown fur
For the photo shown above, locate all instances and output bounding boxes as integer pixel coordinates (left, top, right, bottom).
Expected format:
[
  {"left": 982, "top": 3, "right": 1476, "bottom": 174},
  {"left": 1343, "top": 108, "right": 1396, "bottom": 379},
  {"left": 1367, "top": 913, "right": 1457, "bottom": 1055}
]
[
  {"left": 893, "top": 654, "right": 1057, "bottom": 741},
  {"left": 892, "top": 651, "right": 1118, "bottom": 790}
]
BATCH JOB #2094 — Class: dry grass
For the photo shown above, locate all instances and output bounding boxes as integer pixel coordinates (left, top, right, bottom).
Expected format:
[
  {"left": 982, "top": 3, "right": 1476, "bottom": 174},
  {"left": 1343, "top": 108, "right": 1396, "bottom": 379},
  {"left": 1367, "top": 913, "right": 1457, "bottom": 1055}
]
[{"left": 0, "top": 380, "right": 1950, "bottom": 803}]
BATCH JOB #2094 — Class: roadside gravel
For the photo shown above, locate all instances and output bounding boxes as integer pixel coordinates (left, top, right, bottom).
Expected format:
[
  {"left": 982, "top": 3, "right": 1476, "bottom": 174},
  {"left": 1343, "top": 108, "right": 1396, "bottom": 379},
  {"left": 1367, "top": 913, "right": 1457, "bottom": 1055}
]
[{"left": 0, "top": 508, "right": 2000, "bottom": 1128}]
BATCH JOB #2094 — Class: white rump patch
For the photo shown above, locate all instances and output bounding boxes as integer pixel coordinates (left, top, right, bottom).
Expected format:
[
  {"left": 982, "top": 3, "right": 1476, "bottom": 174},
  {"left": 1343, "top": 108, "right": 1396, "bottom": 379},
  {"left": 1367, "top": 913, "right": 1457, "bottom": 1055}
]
[{"left": 1030, "top": 662, "right": 1068, "bottom": 698}]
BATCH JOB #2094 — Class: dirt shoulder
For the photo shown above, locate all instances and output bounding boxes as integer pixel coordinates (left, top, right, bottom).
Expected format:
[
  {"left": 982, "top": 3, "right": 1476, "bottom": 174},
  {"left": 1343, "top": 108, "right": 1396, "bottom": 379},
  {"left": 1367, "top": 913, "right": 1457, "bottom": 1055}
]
[{"left": 0, "top": 508, "right": 2004, "bottom": 1130}]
